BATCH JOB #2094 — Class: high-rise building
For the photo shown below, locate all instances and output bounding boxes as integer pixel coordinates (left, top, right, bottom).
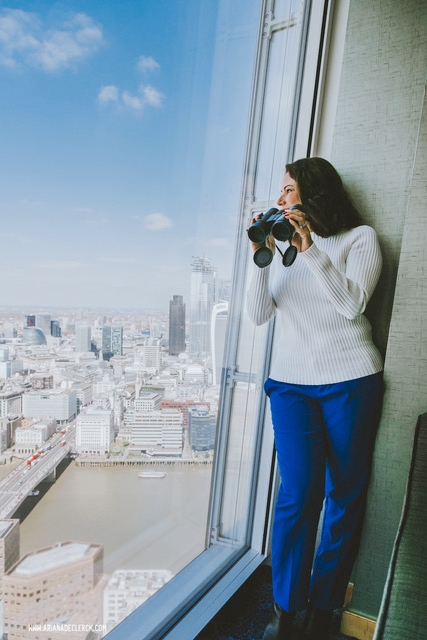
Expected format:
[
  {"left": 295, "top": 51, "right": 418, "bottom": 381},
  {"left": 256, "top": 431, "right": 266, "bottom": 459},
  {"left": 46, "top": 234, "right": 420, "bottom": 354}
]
[
  {"left": 3, "top": 541, "right": 106, "bottom": 640},
  {"left": 140, "top": 338, "right": 162, "bottom": 373},
  {"left": 0, "top": 416, "right": 9, "bottom": 453},
  {"left": 50, "top": 319, "right": 62, "bottom": 337},
  {"left": 25, "top": 315, "right": 35, "bottom": 327},
  {"left": 0, "top": 519, "right": 20, "bottom": 601},
  {"left": 188, "top": 406, "right": 217, "bottom": 451},
  {"left": 76, "top": 408, "right": 114, "bottom": 455},
  {"left": 35, "top": 313, "right": 51, "bottom": 336},
  {"left": 169, "top": 295, "right": 186, "bottom": 356},
  {"left": 22, "top": 389, "right": 77, "bottom": 425},
  {"left": 0, "top": 360, "right": 24, "bottom": 380},
  {"left": 102, "top": 326, "right": 123, "bottom": 359},
  {"left": 123, "top": 409, "right": 183, "bottom": 455},
  {"left": 134, "top": 392, "right": 162, "bottom": 412},
  {"left": 15, "top": 418, "right": 56, "bottom": 455},
  {"left": 75, "top": 323, "right": 92, "bottom": 352},
  {"left": 2, "top": 324, "right": 17, "bottom": 339},
  {"left": 0, "top": 390, "right": 23, "bottom": 417},
  {"left": 22, "top": 327, "right": 47, "bottom": 346},
  {"left": 72, "top": 381, "right": 93, "bottom": 412},
  {"left": 103, "top": 570, "right": 173, "bottom": 634},
  {"left": 215, "top": 278, "right": 231, "bottom": 303},
  {"left": 189, "top": 256, "right": 215, "bottom": 357},
  {"left": 160, "top": 400, "right": 207, "bottom": 430}
]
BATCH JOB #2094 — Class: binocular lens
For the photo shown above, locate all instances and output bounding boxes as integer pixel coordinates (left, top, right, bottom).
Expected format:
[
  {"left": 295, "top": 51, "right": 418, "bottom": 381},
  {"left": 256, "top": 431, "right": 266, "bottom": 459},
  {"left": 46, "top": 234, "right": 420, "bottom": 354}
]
[
  {"left": 282, "top": 245, "right": 297, "bottom": 267},
  {"left": 271, "top": 219, "right": 293, "bottom": 242},
  {"left": 249, "top": 204, "right": 305, "bottom": 268},
  {"left": 253, "top": 246, "right": 273, "bottom": 268},
  {"left": 247, "top": 225, "right": 267, "bottom": 244}
]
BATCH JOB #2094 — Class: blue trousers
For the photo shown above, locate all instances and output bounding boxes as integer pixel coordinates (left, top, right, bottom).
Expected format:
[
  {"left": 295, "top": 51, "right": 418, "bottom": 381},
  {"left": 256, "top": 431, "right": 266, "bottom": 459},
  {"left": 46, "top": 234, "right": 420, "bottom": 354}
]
[{"left": 264, "top": 373, "right": 383, "bottom": 612}]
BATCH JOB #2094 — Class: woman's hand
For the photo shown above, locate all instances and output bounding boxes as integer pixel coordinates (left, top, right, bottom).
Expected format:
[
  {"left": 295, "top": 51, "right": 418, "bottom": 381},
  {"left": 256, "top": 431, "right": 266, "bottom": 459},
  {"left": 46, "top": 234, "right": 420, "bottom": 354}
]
[
  {"left": 284, "top": 207, "right": 313, "bottom": 252},
  {"left": 247, "top": 213, "right": 276, "bottom": 254}
]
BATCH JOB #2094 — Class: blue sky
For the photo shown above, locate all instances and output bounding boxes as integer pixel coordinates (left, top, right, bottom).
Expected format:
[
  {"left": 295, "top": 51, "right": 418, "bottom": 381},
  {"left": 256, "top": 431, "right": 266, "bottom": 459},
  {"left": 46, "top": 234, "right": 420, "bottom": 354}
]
[{"left": 0, "top": 0, "right": 259, "bottom": 310}]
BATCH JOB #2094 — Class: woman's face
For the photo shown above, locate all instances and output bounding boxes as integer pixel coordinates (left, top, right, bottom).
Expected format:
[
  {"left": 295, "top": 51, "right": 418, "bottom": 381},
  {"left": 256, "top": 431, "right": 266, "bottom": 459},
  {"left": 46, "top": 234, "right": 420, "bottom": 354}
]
[{"left": 277, "top": 172, "right": 301, "bottom": 210}]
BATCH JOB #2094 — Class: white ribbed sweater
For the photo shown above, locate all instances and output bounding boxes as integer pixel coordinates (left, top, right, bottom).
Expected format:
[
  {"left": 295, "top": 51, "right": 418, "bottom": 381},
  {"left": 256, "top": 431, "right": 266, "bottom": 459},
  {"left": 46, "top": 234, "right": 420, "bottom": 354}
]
[{"left": 246, "top": 225, "right": 384, "bottom": 384}]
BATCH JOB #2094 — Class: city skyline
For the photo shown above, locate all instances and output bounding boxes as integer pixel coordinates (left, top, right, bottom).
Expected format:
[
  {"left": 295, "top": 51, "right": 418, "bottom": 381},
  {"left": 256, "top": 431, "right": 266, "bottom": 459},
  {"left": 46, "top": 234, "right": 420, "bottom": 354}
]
[
  {"left": 0, "top": 290, "right": 222, "bottom": 637},
  {"left": 0, "top": 0, "right": 259, "bottom": 310},
  {"left": 0, "top": 251, "right": 231, "bottom": 321}
]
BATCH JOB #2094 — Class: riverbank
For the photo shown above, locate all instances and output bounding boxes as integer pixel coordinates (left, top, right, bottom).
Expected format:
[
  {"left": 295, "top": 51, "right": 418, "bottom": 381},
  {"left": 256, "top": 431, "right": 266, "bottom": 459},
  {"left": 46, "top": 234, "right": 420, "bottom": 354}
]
[{"left": 76, "top": 457, "right": 213, "bottom": 467}]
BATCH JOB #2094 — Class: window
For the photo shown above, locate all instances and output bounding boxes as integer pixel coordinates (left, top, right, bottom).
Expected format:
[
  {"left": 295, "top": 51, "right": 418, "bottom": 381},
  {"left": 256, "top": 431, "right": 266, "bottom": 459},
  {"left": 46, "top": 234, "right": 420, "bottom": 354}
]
[
  {"left": 106, "top": 0, "right": 330, "bottom": 637},
  {"left": 0, "top": 0, "right": 329, "bottom": 638}
]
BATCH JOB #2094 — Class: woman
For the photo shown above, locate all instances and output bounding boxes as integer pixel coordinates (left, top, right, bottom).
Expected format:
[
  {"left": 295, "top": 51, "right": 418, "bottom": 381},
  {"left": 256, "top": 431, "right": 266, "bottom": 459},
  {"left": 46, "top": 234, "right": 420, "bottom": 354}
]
[{"left": 246, "top": 158, "right": 384, "bottom": 640}]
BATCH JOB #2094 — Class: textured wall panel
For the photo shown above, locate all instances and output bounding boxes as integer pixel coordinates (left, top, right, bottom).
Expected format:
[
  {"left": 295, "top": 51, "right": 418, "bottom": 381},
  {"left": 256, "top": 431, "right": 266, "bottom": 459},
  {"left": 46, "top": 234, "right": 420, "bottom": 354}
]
[{"left": 329, "top": 0, "right": 427, "bottom": 618}]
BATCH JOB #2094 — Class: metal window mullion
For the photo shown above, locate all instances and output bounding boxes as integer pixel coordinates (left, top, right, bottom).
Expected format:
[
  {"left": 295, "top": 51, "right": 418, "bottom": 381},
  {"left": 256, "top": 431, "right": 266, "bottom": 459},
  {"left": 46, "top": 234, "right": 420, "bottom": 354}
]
[
  {"left": 205, "top": 0, "right": 274, "bottom": 547},
  {"left": 293, "top": 0, "right": 332, "bottom": 158}
]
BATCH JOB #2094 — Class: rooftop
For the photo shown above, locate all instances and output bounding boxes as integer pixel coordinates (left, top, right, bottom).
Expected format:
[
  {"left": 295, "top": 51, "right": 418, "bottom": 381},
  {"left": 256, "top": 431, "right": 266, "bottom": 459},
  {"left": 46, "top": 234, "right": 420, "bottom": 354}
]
[
  {"left": 0, "top": 521, "right": 15, "bottom": 538},
  {"left": 13, "top": 542, "right": 97, "bottom": 576}
]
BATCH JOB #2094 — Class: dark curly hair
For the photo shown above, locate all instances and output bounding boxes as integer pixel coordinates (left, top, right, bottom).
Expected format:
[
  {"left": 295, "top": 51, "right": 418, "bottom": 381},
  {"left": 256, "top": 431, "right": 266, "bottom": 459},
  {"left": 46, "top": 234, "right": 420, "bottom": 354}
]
[{"left": 285, "top": 157, "right": 361, "bottom": 237}]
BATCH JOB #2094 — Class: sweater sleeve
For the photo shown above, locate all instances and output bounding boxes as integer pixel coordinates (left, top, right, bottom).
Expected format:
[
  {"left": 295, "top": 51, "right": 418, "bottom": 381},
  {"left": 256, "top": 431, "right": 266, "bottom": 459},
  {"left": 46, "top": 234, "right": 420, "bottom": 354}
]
[
  {"left": 299, "top": 226, "right": 382, "bottom": 320},
  {"left": 246, "top": 263, "right": 277, "bottom": 326}
]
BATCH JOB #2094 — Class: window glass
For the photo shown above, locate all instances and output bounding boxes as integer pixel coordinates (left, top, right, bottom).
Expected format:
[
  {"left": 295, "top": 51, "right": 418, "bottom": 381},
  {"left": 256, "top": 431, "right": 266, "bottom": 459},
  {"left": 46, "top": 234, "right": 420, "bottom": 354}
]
[
  {"left": 213, "top": 1, "right": 308, "bottom": 558},
  {"left": 254, "top": 11, "right": 304, "bottom": 202},
  {"left": 273, "top": 0, "right": 301, "bottom": 17},
  {"left": 0, "top": 0, "right": 259, "bottom": 636},
  {"left": 218, "top": 379, "right": 263, "bottom": 543},
  {"left": 0, "top": 0, "right": 322, "bottom": 636}
]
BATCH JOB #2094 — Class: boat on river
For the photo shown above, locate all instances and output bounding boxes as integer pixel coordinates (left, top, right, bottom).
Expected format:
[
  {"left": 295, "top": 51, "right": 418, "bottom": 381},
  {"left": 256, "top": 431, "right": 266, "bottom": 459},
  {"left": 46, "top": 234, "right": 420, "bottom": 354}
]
[{"left": 138, "top": 471, "right": 166, "bottom": 479}]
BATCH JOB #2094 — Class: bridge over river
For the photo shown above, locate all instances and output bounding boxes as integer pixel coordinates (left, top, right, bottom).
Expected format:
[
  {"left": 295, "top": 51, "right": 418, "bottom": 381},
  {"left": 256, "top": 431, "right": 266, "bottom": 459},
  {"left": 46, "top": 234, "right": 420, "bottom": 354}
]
[{"left": 0, "top": 427, "right": 75, "bottom": 519}]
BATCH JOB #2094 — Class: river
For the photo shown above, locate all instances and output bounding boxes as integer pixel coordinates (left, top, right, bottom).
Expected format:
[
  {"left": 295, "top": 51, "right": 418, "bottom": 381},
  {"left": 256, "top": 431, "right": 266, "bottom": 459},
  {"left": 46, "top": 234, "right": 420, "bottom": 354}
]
[{"left": 18, "top": 461, "right": 213, "bottom": 576}]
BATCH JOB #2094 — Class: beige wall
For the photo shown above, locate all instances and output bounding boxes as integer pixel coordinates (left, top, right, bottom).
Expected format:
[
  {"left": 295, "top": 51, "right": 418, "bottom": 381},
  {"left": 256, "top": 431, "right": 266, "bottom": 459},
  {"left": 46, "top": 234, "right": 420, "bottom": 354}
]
[{"left": 323, "top": 0, "right": 427, "bottom": 617}]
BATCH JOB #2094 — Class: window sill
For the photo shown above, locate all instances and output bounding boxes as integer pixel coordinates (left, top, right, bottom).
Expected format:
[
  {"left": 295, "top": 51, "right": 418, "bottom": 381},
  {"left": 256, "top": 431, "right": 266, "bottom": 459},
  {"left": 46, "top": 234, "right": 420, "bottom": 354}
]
[{"left": 105, "top": 545, "right": 265, "bottom": 640}]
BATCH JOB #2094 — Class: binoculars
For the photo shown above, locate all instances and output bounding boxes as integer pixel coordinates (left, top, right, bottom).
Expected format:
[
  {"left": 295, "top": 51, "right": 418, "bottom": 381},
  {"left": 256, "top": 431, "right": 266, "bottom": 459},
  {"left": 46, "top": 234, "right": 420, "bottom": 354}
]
[{"left": 248, "top": 204, "right": 306, "bottom": 267}]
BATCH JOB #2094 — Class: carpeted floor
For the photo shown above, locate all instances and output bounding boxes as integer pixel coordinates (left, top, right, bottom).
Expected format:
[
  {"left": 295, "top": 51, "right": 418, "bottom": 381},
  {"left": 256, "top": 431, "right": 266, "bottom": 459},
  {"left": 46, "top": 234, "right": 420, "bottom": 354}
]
[{"left": 195, "top": 564, "right": 357, "bottom": 640}]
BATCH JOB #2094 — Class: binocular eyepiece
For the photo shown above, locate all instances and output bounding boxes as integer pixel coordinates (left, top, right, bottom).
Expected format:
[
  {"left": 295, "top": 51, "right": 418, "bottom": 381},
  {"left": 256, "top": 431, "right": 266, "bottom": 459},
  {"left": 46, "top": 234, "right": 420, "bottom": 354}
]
[{"left": 248, "top": 205, "right": 306, "bottom": 268}]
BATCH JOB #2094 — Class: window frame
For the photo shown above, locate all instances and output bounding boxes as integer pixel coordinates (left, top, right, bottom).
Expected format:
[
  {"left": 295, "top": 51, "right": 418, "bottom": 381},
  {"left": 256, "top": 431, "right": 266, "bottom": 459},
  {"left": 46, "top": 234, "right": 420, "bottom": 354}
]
[{"left": 105, "top": 1, "right": 332, "bottom": 638}]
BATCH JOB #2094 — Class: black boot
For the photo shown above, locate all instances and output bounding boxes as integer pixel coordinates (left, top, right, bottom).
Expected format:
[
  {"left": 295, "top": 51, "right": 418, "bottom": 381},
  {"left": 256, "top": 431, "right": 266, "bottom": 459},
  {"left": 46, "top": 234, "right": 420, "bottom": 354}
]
[
  {"left": 301, "top": 607, "right": 333, "bottom": 640},
  {"left": 262, "top": 602, "right": 297, "bottom": 640}
]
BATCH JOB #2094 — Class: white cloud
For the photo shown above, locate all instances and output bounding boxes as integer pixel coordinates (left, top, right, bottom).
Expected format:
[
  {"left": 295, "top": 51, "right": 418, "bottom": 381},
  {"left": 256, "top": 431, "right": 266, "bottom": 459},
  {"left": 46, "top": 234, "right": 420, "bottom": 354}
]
[
  {"left": 97, "top": 52, "right": 163, "bottom": 115},
  {"left": 144, "top": 213, "right": 174, "bottom": 231},
  {"left": 0, "top": 9, "right": 103, "bottom": 72},
  {"left": 142, "top": 85, "right": 163, "bottom": 107},
  {"left": 122, "top": 90, "right": 144, "bottom": 111},
  {"left": 98, "top": 85, "right": 119, "bottom": 104},
  {"left": 117, "top": 84, "right": 164, "bottom": 113},
  {"left": 137, "top": 55, "right": 159, "bottom": 72}
]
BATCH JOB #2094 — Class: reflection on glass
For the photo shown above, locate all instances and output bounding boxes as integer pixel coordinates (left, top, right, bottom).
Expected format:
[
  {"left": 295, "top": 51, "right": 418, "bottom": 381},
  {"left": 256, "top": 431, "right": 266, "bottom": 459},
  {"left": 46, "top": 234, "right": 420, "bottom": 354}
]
[
  {"left": 217, "top": 245, "right": 273, "bottom": 546},
  {"left": 0, "top": 0, "right": 259, "bottom": 636},
  {"left": 255, "top": 10, "right": 303, "bottom": 202},
  {"left": 219, "top": 381, "right": 261, "bottom": 544},
  {"left": 273, "top": 0, "right": 301, "bottom": 18},
  {"left": 214, "top": 0, "right": 309, "bottom": 559}
]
